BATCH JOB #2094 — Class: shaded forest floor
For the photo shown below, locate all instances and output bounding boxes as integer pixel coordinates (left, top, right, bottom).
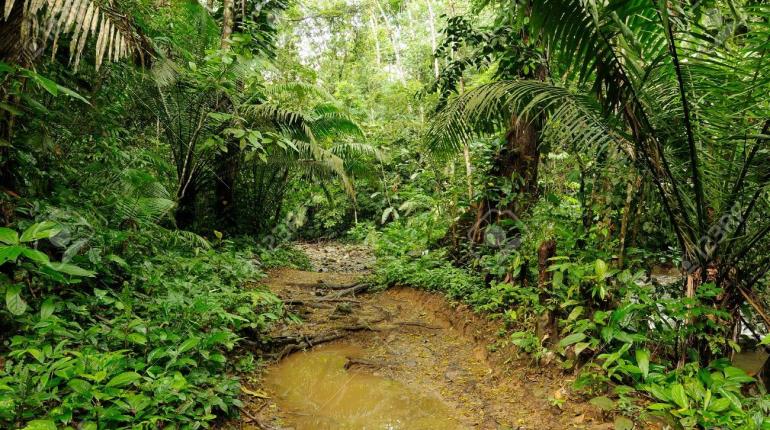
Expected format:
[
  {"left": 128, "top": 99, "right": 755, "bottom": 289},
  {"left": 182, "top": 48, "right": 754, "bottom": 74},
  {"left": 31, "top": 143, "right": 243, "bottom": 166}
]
[{"left": 226, "top": 242, "right": 619, "bottom": 429}]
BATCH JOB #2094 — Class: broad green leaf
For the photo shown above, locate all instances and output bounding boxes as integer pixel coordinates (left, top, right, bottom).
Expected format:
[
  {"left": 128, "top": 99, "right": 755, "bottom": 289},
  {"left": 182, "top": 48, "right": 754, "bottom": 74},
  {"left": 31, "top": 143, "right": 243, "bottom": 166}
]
[
  {"left": 67, "top": 378, "right": 92, "bottom": 394},
  {"left": 30, "top": 73, "right": 59, "bottom": 96},
  {"left": 56, "top": 84, "right": 89, "bottom": 104},
  {"left": 208, "top": 112, "right": 233, "bottom": 121},
  {"left": 635, "top": 349, "right": 650, "bottom": 379},
  {"left": 106, "top": 372, "right": 141, "bottom": 388},
  {"left": 19, "top": 222, "right": 61, "bottom": 242},
  {"left": 760, "top": 335, "right": 770, "bottom": 346},
  {"left": 127, "top": 333, "right": 147, "bottom": 345},
  {"left": 0, "top": 245, "right": 23, "bottom": 265},
  {"left": 594, "top": 259, "right": 608, "bottom": 279},
  {"left": 670, "top": 383, "right": 688, "bottom": 409},
  {"left": 648, "top": 384, "right": 671, "bottom": 402},
  {"left": 40, "top": 298, "right": 55, "bottom": 319},
  {"left": 574, "top": 342, "right": 591, "bottom": 356},
  {"left": 178, "top": 337, "right": 200, "bottom": 353},
  {"left": 708, "top": 397, "right": 732, "bottom": 412},
  {"left": 558, "top": 332, "right": 586, "bottom": 349},
  {"left": 567, "top": 306, "right": 583, "bottom": 321},
  {"left": 21, "top": 248, "right": 49, "bottom": 263},
  {"left": 23, "top": 420, "right": 57, "bottom": 430},
  {"left": 6, "top": 284, "right": 27, "bottom": 315},
  {"left": 47, "top": 262, "right": 95, "bottom": 277},
  {"left": 723, "top": 366, "right": 754, "bottom": 383},
  {"left": 0, "top": 227, "right": 18, "bottom": 245},
  {"left": 26, "top": 348, "right": 44, "bottom": 363}
]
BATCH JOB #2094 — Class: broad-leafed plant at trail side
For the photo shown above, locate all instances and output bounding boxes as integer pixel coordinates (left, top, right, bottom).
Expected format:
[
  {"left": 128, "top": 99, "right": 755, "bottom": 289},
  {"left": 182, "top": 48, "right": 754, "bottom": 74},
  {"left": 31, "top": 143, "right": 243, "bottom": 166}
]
[{"left": 428, "top": 0, "right": 770, "bottom": 361}]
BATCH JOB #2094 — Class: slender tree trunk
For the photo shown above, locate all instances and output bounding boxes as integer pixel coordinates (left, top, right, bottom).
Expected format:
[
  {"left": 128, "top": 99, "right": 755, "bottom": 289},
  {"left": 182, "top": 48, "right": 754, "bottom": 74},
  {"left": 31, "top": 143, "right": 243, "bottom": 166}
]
[
  {"left": 220, "top": 0, "right": 234, "bottom": 50},
  {"left": 369, "top": 14, "right": 382, "bottom": 67},
  {"left": 212, "top": 0, "right": 239, "bottom": 230},
  {"left": 536, "top": 240, "right": 557, "bottom": 345},
  {"left": 374, "top": 0, "right": 405, "bottom": 83},
  {"left": 214, "top": 151, "right": 240, "bottom": 231},
  {"left": 426, "top": 0, "right": 439, "bottom": 79},
  {"left": 618, "top": 174, "right": 641, "bottom": 268},
  {"left": 176, "top": 182, "right": 198, "bottom": 230}
]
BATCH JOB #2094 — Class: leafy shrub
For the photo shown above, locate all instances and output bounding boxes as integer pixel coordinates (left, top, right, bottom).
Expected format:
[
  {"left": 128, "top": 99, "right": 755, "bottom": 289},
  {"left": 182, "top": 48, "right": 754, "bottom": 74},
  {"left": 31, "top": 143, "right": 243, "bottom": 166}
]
[{"left": 0, "top": 223, "right": 287, "bottom": 429}]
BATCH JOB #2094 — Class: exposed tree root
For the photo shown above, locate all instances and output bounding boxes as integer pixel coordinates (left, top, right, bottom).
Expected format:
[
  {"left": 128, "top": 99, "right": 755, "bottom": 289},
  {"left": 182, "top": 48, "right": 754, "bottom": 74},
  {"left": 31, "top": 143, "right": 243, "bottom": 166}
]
[
  {"left": 328, "top": 283, "right": 371, "bottom": 298},
  {"left": 391, "top": 321, "right": 443, "bottom": 330},
  {"left": 267, "top": 317, "right": 387, "bottom": 359}
]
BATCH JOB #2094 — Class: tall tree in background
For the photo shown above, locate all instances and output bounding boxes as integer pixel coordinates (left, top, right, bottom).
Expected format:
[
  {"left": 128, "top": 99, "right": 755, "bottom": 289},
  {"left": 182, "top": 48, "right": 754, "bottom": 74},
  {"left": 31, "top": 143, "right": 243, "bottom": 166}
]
[{"left": 430, "top": 7, "right": 547, "bottom": 246}]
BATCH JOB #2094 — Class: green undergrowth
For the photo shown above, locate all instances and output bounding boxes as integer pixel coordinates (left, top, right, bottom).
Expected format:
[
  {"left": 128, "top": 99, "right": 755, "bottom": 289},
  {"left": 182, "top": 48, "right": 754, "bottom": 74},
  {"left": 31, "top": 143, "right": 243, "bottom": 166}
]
[{"left": 0, "top": 218, "right": 303, "bottom": 429}]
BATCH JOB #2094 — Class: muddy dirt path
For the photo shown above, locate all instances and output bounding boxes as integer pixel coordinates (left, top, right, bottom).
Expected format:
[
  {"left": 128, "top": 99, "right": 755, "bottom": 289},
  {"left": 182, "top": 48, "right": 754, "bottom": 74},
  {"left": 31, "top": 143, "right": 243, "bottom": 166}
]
[{"left": 230, "top": 242, "right": 611, "bottom": 430}]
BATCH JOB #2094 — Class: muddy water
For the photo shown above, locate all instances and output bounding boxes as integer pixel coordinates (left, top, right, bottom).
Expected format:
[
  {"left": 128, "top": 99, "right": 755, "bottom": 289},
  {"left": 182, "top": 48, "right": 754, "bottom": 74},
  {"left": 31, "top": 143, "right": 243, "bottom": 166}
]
[{"left": 264, "top": 344, "right": 463, "bottom": 430}]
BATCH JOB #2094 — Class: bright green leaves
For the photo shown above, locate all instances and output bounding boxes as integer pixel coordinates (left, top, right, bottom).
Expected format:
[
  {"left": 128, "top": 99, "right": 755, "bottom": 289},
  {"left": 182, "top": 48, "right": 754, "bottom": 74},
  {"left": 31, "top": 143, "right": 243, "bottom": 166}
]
[
  {"left": 178, "top": 337, "right": 201, "bottom": 354},
  {"left": 22, "top": 420, "right": 57, "bottom": 430},
  {"left": 19, "top": 221, "right": 62, "bottom": 242},
  {"left": 1, "top": 222, "right": 62, "bottom": 266},
  {"left": 0, "top": 223, "right": 95, "bottom": 315},
  {"left": 0, "top": 245, "right": 23, "bottom": 265},
  {"left": 46, "top": 262, "right": 95, "bottom": 277},
  {"left": 594, "top": 258, "right": 609, "bottom": 279},
  {"left": 40, "top": 298, "right": 55, "bottom": 319},
  {"left": 67, "top": 379, "right": 93, "bottom": 395},
  {"left": 21, "top": 248, "right": 49, "bottom": 264},
  {"left": 670, "top": 383, "right": 688, "bottom": 409},
  {"left": 5, "top": 284, "right": 27, "bottom": 315},
  {"left": 0, "top": 227, "right": 19, "bottom": 244},
  {"left": 558, "top": 332, "right": 586, "bottom": 350},
  {"left": 106, "top": 372, "right": 142, "bottom": 388},
  {"left": 635, "top": 349, "right": 650, "bottom": 380}
]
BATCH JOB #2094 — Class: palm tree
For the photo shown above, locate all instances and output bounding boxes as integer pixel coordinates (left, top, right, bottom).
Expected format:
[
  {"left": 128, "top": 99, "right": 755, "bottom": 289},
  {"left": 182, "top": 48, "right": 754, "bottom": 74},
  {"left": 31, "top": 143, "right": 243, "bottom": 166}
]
[
  {"left": 428, "top": 0, "right": 770, "bottom": 360},
  {"left": 234, "top": 89, "right": 378, "bottom": 235}
]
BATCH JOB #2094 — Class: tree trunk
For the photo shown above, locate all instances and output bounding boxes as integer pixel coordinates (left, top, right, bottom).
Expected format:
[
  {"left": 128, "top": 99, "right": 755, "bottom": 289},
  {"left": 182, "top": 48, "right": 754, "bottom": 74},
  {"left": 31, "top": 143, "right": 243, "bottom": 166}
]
[
  {"left": 175, "top": 183, "right": 198, "bottom": 230},
  {"left": 536, "top": 239, "right": 557, "bottom": 345},
  {"left": 618, "top": 174, "right": 641, "bottom": 267},
  {"left": 214, "top": 150, "right": 240, "bottom": 231},
  {"left": 220, "top": 0, "right": 234, "bottom": 50},
  {"left": 497, "top": 113, "right": 540, "bottom": 214}
]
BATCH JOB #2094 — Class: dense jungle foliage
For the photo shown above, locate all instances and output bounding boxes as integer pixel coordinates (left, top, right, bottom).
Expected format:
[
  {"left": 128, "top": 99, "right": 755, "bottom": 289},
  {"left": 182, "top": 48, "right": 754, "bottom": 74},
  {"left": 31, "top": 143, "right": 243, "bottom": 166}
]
[{"left": 1, "top": 0, "right": 770, "bottom": 428}]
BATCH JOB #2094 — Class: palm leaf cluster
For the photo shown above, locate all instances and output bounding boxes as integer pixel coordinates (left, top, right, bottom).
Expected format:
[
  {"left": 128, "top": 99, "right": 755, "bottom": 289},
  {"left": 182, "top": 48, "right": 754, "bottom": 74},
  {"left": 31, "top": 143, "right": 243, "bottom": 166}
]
[
  {"left": 1, "top": 0, "right": 145, "bottom": 68},
  {"left": 236, "top": 87, "right": 377, "bottom": 233}
]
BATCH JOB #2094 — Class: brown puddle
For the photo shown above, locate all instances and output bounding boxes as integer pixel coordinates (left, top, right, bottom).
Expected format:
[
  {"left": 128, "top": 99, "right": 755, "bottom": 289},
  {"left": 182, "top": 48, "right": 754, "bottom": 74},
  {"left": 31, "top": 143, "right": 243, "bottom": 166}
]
[{"left": 264, "top": 344, "right": 464, "bottom": 430}]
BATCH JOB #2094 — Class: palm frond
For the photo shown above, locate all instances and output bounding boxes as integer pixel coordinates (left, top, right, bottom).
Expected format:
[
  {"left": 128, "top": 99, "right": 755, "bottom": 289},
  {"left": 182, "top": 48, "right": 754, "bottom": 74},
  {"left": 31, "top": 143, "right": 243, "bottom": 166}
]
[
  {"left": 1, "top": 0, "right": 148, "bottom": 69},
  {"left": 427, "top": 79, "right": 623, "bottom": 156}
]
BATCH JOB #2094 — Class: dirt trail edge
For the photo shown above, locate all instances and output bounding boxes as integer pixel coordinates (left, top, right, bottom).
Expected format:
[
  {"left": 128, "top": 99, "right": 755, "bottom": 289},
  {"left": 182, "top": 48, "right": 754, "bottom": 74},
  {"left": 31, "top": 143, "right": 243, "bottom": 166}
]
[{"left": 229, "top": 242, "right": 613, "bottom": 430}]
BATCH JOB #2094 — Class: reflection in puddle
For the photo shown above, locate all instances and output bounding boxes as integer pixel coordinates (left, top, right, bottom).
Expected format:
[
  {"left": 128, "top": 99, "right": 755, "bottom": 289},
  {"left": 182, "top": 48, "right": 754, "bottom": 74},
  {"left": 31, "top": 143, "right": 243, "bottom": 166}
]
[{"left": 264, "top": 344, "right": 463, "bottom": 429}]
